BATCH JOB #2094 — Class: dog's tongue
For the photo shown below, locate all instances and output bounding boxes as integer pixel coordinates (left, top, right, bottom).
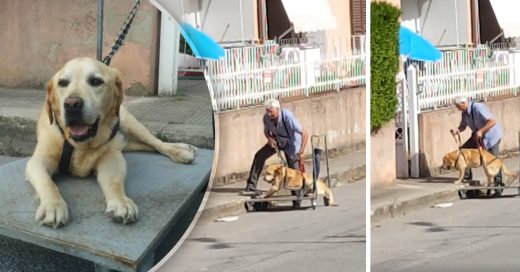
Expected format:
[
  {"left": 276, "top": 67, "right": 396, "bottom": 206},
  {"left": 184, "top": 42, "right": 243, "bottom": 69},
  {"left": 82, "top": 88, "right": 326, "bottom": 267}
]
[{"left": 69, "top": 124, "right": 89, "bottom": 136}]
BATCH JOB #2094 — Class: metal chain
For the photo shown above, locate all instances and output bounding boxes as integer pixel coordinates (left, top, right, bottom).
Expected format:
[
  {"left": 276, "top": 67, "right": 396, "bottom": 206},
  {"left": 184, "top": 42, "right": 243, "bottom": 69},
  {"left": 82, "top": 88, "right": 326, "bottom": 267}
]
[{"left": 102, "top": 0, "right": 141, "bottom": 66}]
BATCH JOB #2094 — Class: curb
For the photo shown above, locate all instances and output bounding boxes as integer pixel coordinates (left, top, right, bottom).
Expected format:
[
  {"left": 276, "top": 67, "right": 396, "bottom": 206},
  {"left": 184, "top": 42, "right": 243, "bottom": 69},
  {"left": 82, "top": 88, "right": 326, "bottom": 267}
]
[
  {"left": 201, "top": 167, "right": 366, "bottom": 223},
  {"left": 213, "top": 156, "right": 366, "bottom": 187},
  {"left": 0, "top": 116, "right": 35, "bottom": 156},
  {"left": 0, "top": 115, "right": 214, "bottom": 156},
  {"left": 371, "top": 188, "right": 460, "bottom": 224}
]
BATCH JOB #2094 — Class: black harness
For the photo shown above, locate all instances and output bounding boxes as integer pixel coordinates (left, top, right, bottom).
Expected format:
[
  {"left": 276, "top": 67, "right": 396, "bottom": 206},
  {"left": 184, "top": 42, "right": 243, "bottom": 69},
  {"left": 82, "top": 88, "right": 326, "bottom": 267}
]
[{"left": 54, "top": 117, "right": 120, "bottom": 174}]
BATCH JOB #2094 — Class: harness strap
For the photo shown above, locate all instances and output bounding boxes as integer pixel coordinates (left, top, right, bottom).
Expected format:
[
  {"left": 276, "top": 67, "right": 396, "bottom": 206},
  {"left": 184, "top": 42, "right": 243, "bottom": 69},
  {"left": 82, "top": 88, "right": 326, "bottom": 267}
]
[
  {"left": 455, "top": 150, "right": 468, "bottom": 166},
  {"left": 59, "top": 140, "right": 74, "bottom": 174}
]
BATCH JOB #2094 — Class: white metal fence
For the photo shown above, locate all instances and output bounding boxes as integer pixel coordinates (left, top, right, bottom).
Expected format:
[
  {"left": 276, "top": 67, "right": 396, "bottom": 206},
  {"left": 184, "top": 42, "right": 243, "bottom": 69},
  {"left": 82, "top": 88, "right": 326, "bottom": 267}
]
[
  {"left": 416, "top": 47, "right": 520, "bottom": 111},
  {"left": 204, "top": 41, "right": 366, "bottom": 111}
]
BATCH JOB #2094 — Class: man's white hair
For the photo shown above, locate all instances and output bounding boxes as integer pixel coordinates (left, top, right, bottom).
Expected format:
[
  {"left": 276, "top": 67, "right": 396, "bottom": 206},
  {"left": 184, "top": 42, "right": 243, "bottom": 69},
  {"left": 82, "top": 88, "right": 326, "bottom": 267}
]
[
  {"left": 454, "top": 96, "right": 468, "bottom": 105},
  {"left": 264, "top": 98, "right": 280, "bottom": 109}
]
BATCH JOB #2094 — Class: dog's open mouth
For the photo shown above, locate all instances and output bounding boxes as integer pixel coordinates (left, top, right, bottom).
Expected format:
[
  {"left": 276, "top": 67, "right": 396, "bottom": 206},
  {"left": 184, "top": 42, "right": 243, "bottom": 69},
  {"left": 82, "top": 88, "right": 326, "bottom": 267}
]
[
  {"left": 439, "top": 166, "right": 450, "bottom": 173},
  {"left": 67, "top": 118, "right": 99, "bottom": 142}
]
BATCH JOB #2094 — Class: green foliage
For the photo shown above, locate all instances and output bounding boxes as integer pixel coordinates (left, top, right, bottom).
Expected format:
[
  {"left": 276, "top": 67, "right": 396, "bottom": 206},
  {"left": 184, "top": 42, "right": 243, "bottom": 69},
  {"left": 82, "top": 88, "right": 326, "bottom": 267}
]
[{"left": 370, "top": 2, "right": 400, "bottom": 131}]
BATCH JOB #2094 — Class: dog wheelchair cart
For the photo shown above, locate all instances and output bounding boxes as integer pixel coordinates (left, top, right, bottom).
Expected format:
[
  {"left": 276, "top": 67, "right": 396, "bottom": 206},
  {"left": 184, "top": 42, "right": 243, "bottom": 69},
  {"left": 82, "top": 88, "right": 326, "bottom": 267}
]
[{"left": 244, "top": 135, "right": 331, "bottom": 212}]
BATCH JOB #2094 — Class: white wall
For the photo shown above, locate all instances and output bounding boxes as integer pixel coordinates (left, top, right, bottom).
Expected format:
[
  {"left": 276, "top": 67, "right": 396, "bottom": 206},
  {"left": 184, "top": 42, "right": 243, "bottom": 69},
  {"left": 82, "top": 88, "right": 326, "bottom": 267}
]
[
  {"left": 195, "top": 0, "right": 257, "bottom": 43},
  {"left": 401, "top": 0, "right": 471, "bottom": 47}
]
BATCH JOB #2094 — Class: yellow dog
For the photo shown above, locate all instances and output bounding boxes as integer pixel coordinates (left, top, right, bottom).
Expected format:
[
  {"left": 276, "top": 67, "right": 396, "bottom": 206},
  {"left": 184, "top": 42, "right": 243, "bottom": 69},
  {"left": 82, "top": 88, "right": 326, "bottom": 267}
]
[
  {"left": 441, "top": 148, "right": 517, "bottom": 186},
  {"left": 25, "top": 57, "right": 197, "bottom": 228},
  {"left": 263, "top": 164, "right": 337, "bottom": 206}
]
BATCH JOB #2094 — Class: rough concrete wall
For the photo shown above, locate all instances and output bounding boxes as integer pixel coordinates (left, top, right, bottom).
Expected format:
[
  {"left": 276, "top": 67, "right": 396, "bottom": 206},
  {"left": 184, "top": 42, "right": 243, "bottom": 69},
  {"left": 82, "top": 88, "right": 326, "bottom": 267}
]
[
  {"left": 0, "top": 0, "right": 159, "bottom": 95},
  {"left": 419, "top": 96, "right": 520, "bottom": 177},
  {"left": 325, "top": 0, "right": 351, "bottom": 54},
  {"left": 215, "top": 88, "right": 366, "bottom": 178},
  {"left": 370, "top": 119, "right": 396, "bottom": 189}
]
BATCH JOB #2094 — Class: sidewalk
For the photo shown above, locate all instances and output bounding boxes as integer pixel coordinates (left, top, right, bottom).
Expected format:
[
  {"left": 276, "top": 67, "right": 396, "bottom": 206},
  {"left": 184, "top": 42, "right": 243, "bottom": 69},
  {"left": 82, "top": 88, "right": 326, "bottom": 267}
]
[
  {"left": 371, "top": 155, "right": 520, "bottom": 224},
  {"left": 199, "top": 149, "right": 366, "bottom": 223},
  {"left": 0, "top": 79, "right": 214, "bottom": 156}
]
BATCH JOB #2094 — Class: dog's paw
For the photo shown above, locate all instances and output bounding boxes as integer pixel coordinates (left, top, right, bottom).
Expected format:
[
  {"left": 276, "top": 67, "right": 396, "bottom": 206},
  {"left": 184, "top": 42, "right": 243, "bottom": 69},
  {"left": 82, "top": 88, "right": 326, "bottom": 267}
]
[
  {"left": 169, "top": 148, "right": 196, "bottom": 164},
  {"left": 105, "top": 197, "right": 139, "bottom": 224},
  {"left": 35, "top": 197, "right": 69, "bottom": 229}
]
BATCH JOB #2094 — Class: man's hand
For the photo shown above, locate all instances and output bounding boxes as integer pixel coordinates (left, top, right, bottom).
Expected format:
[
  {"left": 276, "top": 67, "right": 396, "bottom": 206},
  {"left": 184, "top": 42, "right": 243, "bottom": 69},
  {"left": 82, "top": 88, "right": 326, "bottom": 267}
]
[
  {"left": 297, "top": 152, "right": 304, "bottom": 162},
  {"left": 267, "top": 137, "right": 277, "bottom": 148},
  {"left": 475, "top": 130, "right": 484, "bottom": 145}
]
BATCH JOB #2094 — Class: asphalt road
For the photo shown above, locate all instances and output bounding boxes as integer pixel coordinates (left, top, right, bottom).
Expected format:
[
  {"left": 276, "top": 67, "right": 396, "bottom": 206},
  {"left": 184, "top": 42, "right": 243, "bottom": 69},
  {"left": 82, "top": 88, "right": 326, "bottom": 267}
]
[
  {"left": 166, "top": 181, "right": 366, "bottom": 272},
  {"left": 372, "top": 187, "right": 520, "bottom": 272}
]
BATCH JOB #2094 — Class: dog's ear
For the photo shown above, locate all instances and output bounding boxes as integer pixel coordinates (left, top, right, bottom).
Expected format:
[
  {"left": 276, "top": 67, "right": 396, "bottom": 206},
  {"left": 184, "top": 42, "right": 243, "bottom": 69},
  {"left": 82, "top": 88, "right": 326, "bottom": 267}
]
[
  {"left": 45, "top": 78, "right": 55, "bottom": 125},
  {"left": 113, "top": 69, "right": 124, "bottom": 117}
]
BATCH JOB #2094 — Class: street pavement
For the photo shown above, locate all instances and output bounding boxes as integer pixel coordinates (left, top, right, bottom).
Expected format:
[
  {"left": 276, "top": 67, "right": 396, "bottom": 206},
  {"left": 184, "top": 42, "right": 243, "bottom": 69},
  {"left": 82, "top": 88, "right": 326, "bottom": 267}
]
[
  {"left": 373, "top": 175, "right": 520, "bottom": 271},
  {"left": 164, "top": 181, "right": 366, "bottom": 272}
]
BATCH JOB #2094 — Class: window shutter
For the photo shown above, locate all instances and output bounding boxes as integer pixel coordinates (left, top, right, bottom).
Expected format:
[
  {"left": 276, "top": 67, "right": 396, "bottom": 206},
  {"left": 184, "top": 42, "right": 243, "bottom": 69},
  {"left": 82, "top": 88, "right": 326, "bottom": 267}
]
[{"left": 351, "top": 0, "right": 366, "bottom": 35}]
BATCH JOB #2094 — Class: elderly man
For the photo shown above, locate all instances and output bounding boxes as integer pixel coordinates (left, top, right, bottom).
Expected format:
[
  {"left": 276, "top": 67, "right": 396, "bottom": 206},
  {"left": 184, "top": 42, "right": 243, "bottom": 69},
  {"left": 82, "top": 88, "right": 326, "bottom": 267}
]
[
  {"left": 451, "top": 96, "right": 503, "bottom": 185},
  {"left": 243, "top": 99, "right": 308, "bottom": 200}
]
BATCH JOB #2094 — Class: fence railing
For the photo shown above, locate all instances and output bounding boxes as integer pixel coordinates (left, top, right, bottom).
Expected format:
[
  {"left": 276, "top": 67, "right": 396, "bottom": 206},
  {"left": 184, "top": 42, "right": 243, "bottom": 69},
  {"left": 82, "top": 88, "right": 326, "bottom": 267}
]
[
  {"left": 204, "top": 42, "right": 366, "bottom": 111},
  {"left": 416, "top": 47, "right": 520, "bottom": 110}
]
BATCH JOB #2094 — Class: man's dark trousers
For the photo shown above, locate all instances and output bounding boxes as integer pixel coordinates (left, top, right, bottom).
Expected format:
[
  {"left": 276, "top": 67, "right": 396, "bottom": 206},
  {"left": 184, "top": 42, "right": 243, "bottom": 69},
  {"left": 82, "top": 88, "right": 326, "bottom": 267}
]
[
  {"left": 462, "top": 135, "right": 502, "bottom": 184},
  {"left": 246, "top": 144, "right": 299, "bottom": 191}
]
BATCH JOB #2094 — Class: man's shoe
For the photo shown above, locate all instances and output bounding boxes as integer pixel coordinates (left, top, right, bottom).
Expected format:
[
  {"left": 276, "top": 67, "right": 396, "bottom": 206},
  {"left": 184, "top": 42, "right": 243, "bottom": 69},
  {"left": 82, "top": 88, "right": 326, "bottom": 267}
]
[{"left": 241, "top": 189, "right": 258, "bottom": 196}]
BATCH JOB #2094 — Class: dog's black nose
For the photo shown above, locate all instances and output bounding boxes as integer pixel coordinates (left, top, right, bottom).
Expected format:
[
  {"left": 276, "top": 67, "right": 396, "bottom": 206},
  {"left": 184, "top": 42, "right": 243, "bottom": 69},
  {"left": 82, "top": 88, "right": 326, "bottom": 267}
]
[{"left": 64, "top": 96, "right": 83, "bottom": 112}]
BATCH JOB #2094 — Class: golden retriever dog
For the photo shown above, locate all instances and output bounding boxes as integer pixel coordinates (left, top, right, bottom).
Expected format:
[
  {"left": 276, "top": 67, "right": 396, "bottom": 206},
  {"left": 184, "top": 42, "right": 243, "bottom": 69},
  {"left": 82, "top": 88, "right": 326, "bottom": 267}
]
[
  {"left": 25, "top": 57, "right": 197, "bottom": 228},
  {"left": 262, "top": 164, "right": 337, "bottom": 206},
  {"left": 441, "top": 148, "right": 518, "bottom": 186}
]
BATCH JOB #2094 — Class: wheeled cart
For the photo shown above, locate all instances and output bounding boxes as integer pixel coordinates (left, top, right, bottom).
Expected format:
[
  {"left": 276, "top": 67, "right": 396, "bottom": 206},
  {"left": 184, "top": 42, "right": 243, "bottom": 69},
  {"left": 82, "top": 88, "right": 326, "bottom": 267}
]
[{"left": 244, "top": 135, "right": 331, "bottom": 212}]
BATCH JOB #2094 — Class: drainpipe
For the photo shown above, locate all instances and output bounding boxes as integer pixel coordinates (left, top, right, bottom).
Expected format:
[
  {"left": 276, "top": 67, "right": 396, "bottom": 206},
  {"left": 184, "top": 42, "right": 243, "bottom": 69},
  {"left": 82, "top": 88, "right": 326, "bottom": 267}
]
[
  {"left": 97, "top": 0, "right": 104, "bottom": 61},
  {"left": 240, "top": 0, "right": 245, "bottom": 45},
  {"left": 472, "top": 0, "right": 480, "bottom": 44},
  {"left": 454, "top": 0, "right": 460, "bottom": 46}
]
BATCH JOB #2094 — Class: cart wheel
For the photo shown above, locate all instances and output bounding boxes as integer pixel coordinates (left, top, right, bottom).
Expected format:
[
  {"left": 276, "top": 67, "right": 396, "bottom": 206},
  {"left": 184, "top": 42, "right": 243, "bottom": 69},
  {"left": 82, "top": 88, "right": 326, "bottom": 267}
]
[
  {"left": 245, "top": 202, "right": 256, "bottom": 212},
  {"left": 293, "top": 200, "right": 302, "bottom": 209},
  {"left": 465, "top": 190, "right": 473, "bottom": 199},
  {"left": 323, "top": 196, "right": 330, "bottom": 206},
  {"left": 494, "top": 188, "right": 503, "bottom": 197},
  {"left": 312, "top": 200, "right": 317, "bottom": 210},
  {"left": 476, "top": 189, "right": 483, "bottom": 198},
  {"left": 518, "top": 186, "right": 520, "bottom": 196},
  {"left": 458, "top": 190, "right": 467, "bottom": 200},
  {"left": 256, "top": 202, "right": 268, "bottom": 211}
]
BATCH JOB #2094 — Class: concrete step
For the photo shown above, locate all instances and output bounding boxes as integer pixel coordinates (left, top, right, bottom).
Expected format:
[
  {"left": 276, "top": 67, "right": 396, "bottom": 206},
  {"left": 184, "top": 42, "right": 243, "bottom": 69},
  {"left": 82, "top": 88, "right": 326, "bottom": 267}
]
[
  {"left": 0, "top": 150, "right": 213, "bottom": 271},
  {"left": 315, "top": 149, "right": 366, "bottom": 186},
  {"left": 0, "top": 84, "right": 214, "bottom": 156}
]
